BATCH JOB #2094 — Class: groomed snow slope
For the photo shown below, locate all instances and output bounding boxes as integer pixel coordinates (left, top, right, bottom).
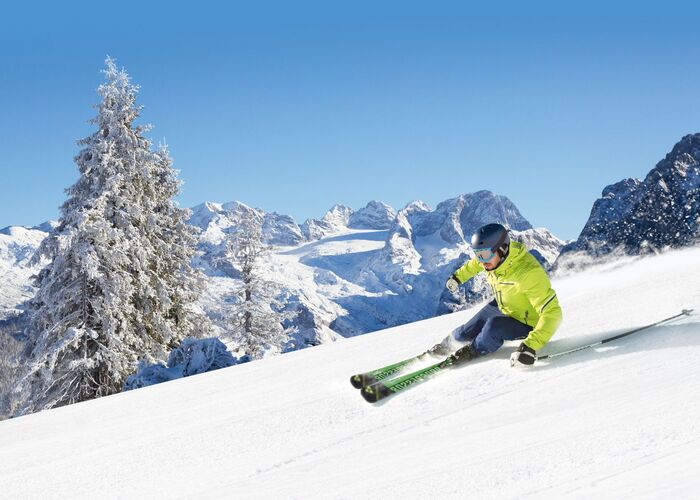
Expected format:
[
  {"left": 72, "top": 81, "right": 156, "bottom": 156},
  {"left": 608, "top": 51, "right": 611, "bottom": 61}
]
[{"left": 2, "top": 247, "right": 700, "bottom": 499}]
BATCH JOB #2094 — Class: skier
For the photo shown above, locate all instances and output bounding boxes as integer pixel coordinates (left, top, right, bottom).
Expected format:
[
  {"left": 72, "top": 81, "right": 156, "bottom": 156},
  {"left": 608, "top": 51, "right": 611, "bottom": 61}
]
[{"left": 431, "top": 223, "right": 562, "bottom": 367}]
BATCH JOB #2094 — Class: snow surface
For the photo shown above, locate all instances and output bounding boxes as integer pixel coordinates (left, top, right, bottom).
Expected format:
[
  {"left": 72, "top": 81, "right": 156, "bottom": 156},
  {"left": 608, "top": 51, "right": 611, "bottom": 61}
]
[{"left": 2, "top": 246, "right": 700, "bottom": 499}]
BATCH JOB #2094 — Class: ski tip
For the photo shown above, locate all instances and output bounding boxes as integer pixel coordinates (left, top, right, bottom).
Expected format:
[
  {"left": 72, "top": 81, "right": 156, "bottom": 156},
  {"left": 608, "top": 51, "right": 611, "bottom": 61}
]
[
  {"left": 350, "top": 375, "right": 364, "bottom": 389},
  {"left": 360, "top": 383, "right": 392, "bottom": 403},
  {"left": 350, "top": 374, "right": 377, "bottom": 389},
  {"left": 682, "top": 308, "right": 694, "bottom": 316}
]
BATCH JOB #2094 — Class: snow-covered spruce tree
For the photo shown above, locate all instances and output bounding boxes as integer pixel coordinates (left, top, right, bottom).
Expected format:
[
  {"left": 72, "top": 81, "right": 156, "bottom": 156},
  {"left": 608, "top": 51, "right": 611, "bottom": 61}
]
[
  {"left": 137, "top": 142, "right": 210, "bottom": 348},
  {"left": 16, "top": 58, "right": 209, "bottom": 414},
  {"left": 226, "top": 211, "right": 295, "bottom": 359}
]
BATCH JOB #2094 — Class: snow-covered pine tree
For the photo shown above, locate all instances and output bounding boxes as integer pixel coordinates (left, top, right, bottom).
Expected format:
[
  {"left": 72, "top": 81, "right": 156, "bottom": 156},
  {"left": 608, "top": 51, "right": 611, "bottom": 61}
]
[
  {"left": 15, "top": 58, "right": 209, "bottom": 414},
  {"left": 134, "top": 143, "right": 210, "bottom": 352},
  {"left": 226, "top": 211, "right": 295, "bottom": 359}
]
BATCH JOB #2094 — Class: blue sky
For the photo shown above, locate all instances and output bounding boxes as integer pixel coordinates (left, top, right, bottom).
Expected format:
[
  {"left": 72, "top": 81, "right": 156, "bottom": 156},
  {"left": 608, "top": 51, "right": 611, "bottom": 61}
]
[{"left": 1, "top": 1, "right": 699, "bottom": 240}]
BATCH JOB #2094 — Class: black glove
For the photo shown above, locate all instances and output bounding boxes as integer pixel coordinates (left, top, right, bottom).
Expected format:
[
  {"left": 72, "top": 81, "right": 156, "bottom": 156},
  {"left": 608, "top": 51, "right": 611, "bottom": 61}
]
[
  {"left": 449, "top": 343, "right": 479, "bottom": 366},
  {"left": 509, "top": 342, "right": 537, "bottom": 367}
]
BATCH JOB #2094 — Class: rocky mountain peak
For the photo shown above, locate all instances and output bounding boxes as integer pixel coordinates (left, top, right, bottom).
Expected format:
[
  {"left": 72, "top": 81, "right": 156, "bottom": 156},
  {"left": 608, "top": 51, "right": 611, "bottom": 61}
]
[
  {"left": 348, "top": 201, "right": 396, "bottom": 230},
  {"left": 557, "top": 132, "right": 700, "bottom": 266}
]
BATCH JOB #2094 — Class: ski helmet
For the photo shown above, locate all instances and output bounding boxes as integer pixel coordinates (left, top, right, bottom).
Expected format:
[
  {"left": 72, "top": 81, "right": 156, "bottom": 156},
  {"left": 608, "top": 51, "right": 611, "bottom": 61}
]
[{"left": 471, "top": 223, "right": 510, "bottom": 263}]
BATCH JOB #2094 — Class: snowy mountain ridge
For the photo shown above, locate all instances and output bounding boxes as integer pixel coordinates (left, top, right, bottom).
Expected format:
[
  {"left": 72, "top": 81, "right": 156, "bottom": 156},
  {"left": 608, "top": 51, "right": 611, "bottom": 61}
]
[
  {"left": 189, "top": 191, "right": 566, "bottom": 343},
  {"left": 2, "top": 244, "right": 699, "bottom": 498},
  {"left": 557, "top": 132, "right": 700, "bottom": 268}
]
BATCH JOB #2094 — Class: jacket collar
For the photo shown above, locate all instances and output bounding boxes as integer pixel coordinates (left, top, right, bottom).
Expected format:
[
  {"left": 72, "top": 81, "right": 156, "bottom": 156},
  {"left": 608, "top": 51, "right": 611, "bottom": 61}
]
[{"left": 488, "top": 241, "right": 524, "bottom": 278}]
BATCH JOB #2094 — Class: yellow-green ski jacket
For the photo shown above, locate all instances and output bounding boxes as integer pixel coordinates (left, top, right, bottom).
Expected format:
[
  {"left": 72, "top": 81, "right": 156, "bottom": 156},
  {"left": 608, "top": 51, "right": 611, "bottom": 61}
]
[{"left": 453, "top": 241, "right": 563, "bottom": 351}]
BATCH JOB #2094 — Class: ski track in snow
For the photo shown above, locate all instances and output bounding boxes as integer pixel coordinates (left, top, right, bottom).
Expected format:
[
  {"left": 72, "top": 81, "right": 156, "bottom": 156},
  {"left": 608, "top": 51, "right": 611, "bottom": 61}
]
[{"left": 1, "top": 246, "right": 700, "bottom": 499}]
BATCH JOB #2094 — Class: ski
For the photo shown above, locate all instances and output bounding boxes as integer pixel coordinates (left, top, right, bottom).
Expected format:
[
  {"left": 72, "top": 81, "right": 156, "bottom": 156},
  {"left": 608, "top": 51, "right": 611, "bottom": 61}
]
[
  {"left": 357, "top": 309, "right": 695, "bottom": 402},
  {"left": 361, "top": 357, "right": 455, "bottom": 403},
  {"left": 349, "top": 356, "right": 418, "bottom": 389}
]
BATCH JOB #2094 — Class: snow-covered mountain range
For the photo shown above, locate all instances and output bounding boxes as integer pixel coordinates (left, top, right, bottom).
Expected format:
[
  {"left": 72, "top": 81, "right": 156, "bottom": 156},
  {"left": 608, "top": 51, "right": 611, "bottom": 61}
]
[
  {"left": 6, "top": 131, "right": 700, "bottom": 351},
  {"left": 557, "top": 133, "right": 700, "bottom": 269},
  {"left": 0, "top": 192, "right": 565, "bottom": 348},
  {"left": 188, "top": 191, "right": 565, "bottom": 346}
]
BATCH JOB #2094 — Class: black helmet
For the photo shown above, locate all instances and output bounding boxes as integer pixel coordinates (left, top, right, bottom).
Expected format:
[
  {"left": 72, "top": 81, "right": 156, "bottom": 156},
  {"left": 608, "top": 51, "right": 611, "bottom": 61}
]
[{"left": 471, "top": 223, "right": 510, "bottom": 263}]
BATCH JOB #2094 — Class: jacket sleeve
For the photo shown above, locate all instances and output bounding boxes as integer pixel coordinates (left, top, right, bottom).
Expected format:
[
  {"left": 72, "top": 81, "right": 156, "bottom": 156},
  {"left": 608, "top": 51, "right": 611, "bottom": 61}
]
[
  {"left": 452, "top": 258, "right": 484, "bottom": 284},
  {"left": 522, "top": 269, "right": 563, "bottom": 351}
]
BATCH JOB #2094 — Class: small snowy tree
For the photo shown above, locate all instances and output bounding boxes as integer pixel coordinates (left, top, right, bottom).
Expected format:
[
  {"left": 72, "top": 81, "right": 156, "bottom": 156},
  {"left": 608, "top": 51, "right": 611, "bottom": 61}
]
[
  {"left": 16, "top": 58, "right": 210, "bottom": 414},
  {"left": 226, "top": 211, "right": 295, "bottom": 359},
  {"left": 123, "top": 337, "right": 241, "bottom": 390}
]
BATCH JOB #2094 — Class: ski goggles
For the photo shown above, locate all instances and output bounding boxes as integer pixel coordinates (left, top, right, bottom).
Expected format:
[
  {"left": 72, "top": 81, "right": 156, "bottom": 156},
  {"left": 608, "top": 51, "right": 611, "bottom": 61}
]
[{"left": 473, "top": 247, "right": 496, "bottom": 263}]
